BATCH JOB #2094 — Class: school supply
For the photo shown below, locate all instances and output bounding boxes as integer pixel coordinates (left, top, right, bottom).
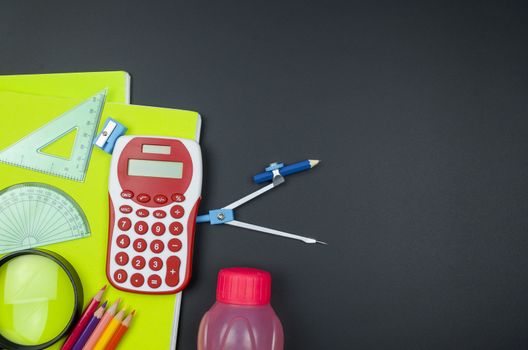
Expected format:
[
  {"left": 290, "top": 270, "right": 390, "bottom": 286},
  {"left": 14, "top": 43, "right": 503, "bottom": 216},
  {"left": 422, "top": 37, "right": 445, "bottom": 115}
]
[
  {"left": 83, "top": 299, "right": 120, "bottom": 350},
  {"left": 94, "top": 118, "right": 128, "bottom": 154},
  {"left": 0, "top": 90, "right": 107, "bottom": 182},
  {"left": 72, "top": 303, "right": 107, "bottom": 350},
  {"left": 253, "top": 159, "right": 320, "bottom": 184},
  {"left": 198, "top": 268, "right": 284, "bottom": 350},
  {"left": 196, "top": 161, "right": 326, "bottom": 244},
  {"left": 0, "top": 71, "right": 131, "bottom": 103},
  {"left": 104, "top": 311, "right": 135, "bottom": 350},
  {"left": 92, "top": 308, "right": 125, "bottom": 350},
  {"left": 62, "top": 286, "right": 107, "bottom": 350},
  {"left": 0, "top": 249, "right": 83, "bottom": 349},
  {"left": 0, "top": 72, "right": 201, "bottom": 349},
  {"left": 106, "top": 136, "right": 202, "bottom": 294},
  {"left": 0, "top": 183, "right": 90, "bottom": 254}
]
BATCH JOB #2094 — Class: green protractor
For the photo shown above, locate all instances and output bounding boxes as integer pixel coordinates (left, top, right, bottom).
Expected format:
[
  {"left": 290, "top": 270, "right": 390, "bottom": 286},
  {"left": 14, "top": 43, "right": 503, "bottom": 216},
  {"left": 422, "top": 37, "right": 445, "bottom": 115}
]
[{"left": 0, "top": 183, "right": 90, "bottom": 254}]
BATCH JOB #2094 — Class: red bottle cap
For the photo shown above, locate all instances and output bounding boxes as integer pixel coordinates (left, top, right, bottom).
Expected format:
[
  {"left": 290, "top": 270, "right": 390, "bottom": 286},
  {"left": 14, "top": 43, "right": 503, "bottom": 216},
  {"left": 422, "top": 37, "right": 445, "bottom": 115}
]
[{"left": 216, "top": 267, "right": 272, "bottom": 306}]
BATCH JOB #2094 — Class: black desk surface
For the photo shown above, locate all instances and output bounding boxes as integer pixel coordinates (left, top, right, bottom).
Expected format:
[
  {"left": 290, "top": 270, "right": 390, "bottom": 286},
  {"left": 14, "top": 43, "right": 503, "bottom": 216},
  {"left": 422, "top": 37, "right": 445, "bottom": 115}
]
[{"left": 2, "top": 1, "right": 528, "bottom": 349}]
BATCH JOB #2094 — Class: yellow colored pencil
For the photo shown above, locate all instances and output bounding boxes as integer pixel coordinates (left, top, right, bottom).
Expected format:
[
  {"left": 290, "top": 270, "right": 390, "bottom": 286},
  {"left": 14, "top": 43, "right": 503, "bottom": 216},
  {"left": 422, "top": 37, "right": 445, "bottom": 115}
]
[
  {"left": 92, "top": 309, "right": 126, "bottom": 350},
  {"left": 82, "top": 299, "right": 120, "bottom": 350}
]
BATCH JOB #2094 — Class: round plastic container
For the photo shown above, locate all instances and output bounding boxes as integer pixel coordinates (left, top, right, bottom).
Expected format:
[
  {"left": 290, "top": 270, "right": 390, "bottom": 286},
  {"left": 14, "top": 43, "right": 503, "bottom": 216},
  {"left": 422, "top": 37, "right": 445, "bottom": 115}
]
[{"left": 198, "top": 267, "right": 284, "bottom": 350}]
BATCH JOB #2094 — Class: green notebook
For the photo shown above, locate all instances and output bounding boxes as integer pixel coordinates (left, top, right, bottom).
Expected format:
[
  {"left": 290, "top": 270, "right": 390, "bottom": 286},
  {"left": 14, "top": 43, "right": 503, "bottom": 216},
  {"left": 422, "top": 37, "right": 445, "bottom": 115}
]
[{"left": 0, "top": 72, "right": 201, "bottom": 350}]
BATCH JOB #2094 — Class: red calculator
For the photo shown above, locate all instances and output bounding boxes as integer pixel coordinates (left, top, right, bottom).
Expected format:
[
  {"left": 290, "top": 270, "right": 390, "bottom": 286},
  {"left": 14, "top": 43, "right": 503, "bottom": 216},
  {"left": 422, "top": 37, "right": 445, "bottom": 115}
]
[{"left": 106, "top": 136, "right": 202, "bottom": 294}]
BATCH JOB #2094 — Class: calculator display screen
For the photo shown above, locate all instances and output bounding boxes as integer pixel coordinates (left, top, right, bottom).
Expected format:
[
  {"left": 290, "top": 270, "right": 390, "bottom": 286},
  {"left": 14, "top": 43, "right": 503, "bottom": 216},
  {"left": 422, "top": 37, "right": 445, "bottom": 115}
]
[{"left": 128, "top": 159, "right": 183, "bottom": 179}]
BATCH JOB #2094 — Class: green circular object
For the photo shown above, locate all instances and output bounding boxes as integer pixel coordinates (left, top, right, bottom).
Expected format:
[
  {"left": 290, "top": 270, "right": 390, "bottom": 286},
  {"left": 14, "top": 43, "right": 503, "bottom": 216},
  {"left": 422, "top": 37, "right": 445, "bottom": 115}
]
[{"left": 0, "top": 250, "right": 83, "bottom": 350}]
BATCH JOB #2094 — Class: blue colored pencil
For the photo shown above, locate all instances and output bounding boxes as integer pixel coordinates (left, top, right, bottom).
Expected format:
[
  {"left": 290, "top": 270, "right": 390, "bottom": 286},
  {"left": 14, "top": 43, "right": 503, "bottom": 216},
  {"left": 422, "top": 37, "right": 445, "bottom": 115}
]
[
  {"left": 253, "top": 159, "right": 320, "bottom": 184},
  {"left": 71, "top": 302, "right": 107, "bottom": 350}
]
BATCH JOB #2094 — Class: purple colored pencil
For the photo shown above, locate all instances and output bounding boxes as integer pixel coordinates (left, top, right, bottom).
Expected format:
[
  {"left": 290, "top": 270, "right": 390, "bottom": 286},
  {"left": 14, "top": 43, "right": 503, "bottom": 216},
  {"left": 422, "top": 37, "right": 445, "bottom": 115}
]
[{"left": 71, "top": 302, "right": 107, "bottom": 350}]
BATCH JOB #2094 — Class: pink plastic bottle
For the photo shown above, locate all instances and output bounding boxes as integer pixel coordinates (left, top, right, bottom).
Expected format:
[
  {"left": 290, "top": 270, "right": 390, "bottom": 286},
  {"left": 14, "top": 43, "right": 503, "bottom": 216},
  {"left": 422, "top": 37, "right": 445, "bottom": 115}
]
[{"left": 198, "top": 267, "right": 284, "bottom": 350}]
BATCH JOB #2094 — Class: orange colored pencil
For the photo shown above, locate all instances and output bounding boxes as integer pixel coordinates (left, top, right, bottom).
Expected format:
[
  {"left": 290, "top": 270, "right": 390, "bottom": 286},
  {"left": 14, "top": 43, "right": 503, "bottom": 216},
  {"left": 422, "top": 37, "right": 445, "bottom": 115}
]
[
  {"left": 104, "top": 311, "right": 135, "bottom": 350},
  {"left": 92, "top": 309, "right": 125, "bottom": 350},
  {"left": 82, "top": 299, "right": 120, "bottom": 350}
]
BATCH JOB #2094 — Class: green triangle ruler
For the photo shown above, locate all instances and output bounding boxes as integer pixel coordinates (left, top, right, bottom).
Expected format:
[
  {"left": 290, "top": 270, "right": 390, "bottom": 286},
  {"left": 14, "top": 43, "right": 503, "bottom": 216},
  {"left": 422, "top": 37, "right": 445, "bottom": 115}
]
[
  {"left": 0, "top": 183, "right": 90, "bottom": 254},
  {"left": 0, "top": 89, "right": 107, "bottom": 182}
]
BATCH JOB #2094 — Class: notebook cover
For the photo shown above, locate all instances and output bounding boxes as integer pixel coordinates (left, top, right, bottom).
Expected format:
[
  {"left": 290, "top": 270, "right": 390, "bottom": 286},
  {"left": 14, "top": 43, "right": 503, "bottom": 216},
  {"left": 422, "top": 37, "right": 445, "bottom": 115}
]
[{"left": 0, "top": 79, "right": 199, "bottom": 349}]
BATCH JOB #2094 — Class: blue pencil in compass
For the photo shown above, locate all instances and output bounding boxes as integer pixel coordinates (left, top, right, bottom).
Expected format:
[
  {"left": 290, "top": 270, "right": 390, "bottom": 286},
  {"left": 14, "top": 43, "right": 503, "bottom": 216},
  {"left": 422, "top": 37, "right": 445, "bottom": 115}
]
[{"left": 253, "top": 159, "right": 320, "bottom": 184}]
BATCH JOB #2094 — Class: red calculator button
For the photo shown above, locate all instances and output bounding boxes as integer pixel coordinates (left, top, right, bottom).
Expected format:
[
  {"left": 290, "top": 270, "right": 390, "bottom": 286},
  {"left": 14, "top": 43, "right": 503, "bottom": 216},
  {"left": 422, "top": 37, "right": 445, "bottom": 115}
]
[
  {"left": 115, "top": 252, "right": 129, "bottom": 266},
  {"left": 114, "top": 269, "right": 128, "bottom": 283},
  {"left": 116, "top": 235, "right": 130, "bottom": 248},
  {"left": 119, "top": 205, "right": 132, "bottom": 214},
  {"left": 150, "top": 239, "right": 165, "bottom": 254},
  {"left": 134, "top": 221, "right": 148, "bottom": 235},
  {"left": 149, "top": 257, "right": 163, "bottom": 271},
  {"left": 131, "top": 273, "right": 145, "bottom": 287},
  {"left": 136, "top": 209, "right": 149, "bottom": 218},
  {"left": 170, "top": 205, "right": 185, "bottom": 219},
  {"left": 153, "top": 210, "right": 167, "bottom": 218},
  {"left": 169, "top": 222, "right": 183, "bottom": 236},
  {"left": 132, "top": 256, "right": 146, "bottom": 270},
  {"left": 168, "top": 238, "right": 182, "bottom": 252},
  {"left": 133, "top": 238, "right": 147, "bottom": 252},
  {"left": 165, "top": 256, "right": 180, "bottom": 287},
  {"left": 137, "top": 193, "right": 151, "bottom": 203},
  {"left": 152, "top": 222, "right": 166, "bottom": 236},
  {"left": 148, "top": 275, "right": 162, "bottom": 289},
  {"left": 154, "top": 195, "right": 168, "bottom": 204},
  {"left": 171, "top": 193, "right": 185, "bottom": 202},
  {"left": 121, "top": 190, "right": 134, "bottom": 199},
  {"left": 118, "top": 218, "right": 132, "bottom": 231}
]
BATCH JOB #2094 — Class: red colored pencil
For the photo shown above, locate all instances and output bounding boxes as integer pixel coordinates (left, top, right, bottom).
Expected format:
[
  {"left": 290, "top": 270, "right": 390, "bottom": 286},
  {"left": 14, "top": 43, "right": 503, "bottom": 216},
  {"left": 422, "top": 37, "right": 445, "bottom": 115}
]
[
  {"left": 104, "top": 310, "right": 135, "bottom": 350},
  {"left": 61, "top": 285, "right": 107, "bottom": 350}
]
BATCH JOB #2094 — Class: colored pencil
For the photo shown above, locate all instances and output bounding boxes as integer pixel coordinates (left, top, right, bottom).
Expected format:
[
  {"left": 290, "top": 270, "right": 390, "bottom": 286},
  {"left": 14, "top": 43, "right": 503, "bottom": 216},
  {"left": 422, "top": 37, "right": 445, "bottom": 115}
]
[
  {"left": 104, "top": 311, "right": 135, "bottom": 350},
  {"left": 72, "top": 302, "right": 107, "bottom": 350},
  {"left": 82, "top": 299, "right": 121, "bottom": 350},
  {"left": 62, "top": 285, "right": 107, "bottom": 350},
  {"left": 92, "top": 309, "right": 126, "bottom": 350}
]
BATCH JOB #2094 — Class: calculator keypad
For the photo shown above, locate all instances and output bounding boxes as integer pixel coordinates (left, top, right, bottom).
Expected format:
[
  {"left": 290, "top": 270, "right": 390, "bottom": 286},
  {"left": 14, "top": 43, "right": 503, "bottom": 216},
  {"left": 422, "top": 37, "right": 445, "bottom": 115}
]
[{"left": 111, "top": 190, "right": 193, "bottom": 293}]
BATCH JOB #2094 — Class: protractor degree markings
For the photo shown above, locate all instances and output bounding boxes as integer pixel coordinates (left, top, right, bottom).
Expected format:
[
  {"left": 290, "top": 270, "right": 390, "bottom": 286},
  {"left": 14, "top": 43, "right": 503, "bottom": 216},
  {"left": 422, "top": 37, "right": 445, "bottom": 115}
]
[
  {"left": 4, "top": 205, "right": 26, "bottom": 241},
  {"left": 32, "top": 198, "right": 56, "bottom": 239},
  {"left": 21, "top": 198, "right": 31, "bottom": 238},
  {"left": 43, "top": 215, "right": 75, "bottom": 239},
  {"left": 44, "top": 225, "right": 77, "bottom": 240},
  {"left": 33, "top": 205, "right": 62, "bottom": 240},
  {"left": 30, "top": 197, "right": 49, "bottom": 240},
  {"left": 0, "top": 210, "right": 25, "bottom": 241},
  {"left": 2, "top": 204, "right": 25, "bottom": 239},
  {"left": 15, "top": 200, "right": 30, "bottom": 240},
  {"left": 28, "top": 195, "right": 44, "bottom": 238},
  {"left": 34, "top": 202, "right": 75, "bottom": 240}
]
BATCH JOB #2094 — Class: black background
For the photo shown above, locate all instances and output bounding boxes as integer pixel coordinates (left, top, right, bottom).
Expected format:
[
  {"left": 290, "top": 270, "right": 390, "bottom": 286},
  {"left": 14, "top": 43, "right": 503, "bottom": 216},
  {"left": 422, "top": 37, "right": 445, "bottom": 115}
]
[{"left": 2, "top": 1, "right": 528, "bottom": 349}]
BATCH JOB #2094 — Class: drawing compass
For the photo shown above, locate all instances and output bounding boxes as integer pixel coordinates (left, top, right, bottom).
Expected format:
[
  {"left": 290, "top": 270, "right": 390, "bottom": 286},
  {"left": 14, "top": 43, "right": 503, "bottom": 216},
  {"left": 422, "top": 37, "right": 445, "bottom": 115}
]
[{"left": 196, "top": 160, "right": 327, "bottom": 245}]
